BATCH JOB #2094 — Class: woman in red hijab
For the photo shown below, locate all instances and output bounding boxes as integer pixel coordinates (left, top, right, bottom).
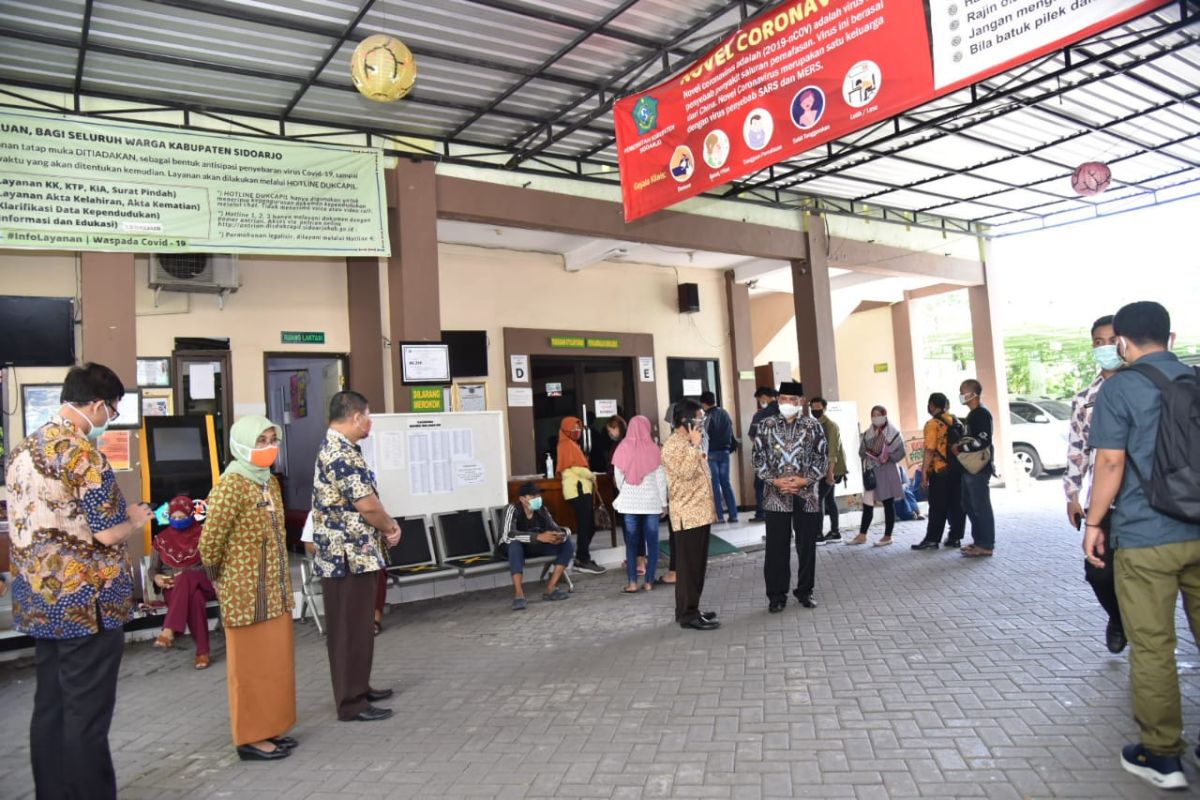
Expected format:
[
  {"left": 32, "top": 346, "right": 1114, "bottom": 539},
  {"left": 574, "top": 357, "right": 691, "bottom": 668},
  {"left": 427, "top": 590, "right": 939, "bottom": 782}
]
[
  {"left": 557, "top": 417, "right": 605, "bottom": 574},
  {"left": 150, "top": 495, "right": 218, "bottom": 669}
]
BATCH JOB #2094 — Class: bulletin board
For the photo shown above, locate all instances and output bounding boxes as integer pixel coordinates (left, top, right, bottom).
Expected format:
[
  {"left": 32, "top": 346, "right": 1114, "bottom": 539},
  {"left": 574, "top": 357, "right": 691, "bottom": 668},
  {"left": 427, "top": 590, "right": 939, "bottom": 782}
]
[{"left": 361, "top": 411, "right": 509, "bottom": 517}]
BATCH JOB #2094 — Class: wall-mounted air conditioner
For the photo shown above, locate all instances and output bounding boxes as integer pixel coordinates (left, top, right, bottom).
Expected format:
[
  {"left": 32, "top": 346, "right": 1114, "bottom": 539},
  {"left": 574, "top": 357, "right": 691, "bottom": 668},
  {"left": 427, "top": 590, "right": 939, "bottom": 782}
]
[{"left": 150, "top": 254, "right": 239, "bottom": 309}]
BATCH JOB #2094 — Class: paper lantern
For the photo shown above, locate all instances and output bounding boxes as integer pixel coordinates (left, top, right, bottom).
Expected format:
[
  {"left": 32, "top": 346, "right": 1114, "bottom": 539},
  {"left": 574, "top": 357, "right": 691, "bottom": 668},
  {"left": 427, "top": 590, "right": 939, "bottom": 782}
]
[
  {"left": 1071, "top": 161, "right": 1112, "bottom": 197},
  {"left": 350, "top": 35, "right": 417, "bottom": 103}
]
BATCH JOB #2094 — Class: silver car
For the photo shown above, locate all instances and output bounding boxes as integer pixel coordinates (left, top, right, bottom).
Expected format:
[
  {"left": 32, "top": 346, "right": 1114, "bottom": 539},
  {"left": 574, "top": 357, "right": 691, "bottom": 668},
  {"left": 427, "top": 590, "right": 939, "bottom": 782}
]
[{"left": 1008, "top": 397, "right": 1071, "bottom": 478}]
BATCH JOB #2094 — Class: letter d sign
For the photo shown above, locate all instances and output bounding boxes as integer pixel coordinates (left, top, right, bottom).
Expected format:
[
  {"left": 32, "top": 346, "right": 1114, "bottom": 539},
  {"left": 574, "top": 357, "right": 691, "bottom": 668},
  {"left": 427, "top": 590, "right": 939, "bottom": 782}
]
[{"left": 510, "top": 354, "right": 529, "bottom": 383}]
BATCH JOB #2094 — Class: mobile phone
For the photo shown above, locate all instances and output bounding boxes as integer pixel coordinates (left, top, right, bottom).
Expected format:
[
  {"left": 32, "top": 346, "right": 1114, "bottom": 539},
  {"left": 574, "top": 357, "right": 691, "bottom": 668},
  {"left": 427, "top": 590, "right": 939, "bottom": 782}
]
[{"left": 1072, "top": 512, "right": 1083, "bottom": 530}]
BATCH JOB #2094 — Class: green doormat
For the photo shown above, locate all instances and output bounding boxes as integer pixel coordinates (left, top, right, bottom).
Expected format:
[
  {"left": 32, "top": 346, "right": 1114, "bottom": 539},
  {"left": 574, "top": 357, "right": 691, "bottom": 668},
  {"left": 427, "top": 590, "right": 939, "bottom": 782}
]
[{"left": 658, "top": 531, "right": 741, "bottom": 558}]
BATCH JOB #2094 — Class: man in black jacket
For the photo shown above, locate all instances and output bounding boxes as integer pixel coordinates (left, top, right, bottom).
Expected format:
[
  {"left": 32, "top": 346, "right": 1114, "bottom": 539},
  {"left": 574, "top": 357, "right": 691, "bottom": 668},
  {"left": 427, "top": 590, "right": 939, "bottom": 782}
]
[
  {"left": 700, "top": 392, "right": 739, "bottom": 523},
  {"left": 498, "top": 482, "right": 575, "bottom": 610},
  {"left": 956, "top": 379, "right": 995, "bottom": 557},
  {"left": 749, "top": 387, "right": 778, "bottom": 522}
]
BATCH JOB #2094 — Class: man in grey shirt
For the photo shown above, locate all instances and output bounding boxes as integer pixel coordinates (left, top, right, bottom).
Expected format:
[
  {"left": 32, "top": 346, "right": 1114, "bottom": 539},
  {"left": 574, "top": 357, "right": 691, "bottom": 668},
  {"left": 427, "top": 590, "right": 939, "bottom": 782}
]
[{"left": 1087, "top": 301, "right": 1200, "bottom": 791}]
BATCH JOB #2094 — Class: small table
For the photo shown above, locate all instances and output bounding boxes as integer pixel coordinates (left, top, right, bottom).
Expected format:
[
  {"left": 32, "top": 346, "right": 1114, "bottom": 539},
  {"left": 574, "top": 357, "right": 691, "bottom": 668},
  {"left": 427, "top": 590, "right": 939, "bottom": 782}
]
[{"left": 508, "top": 474, "right": 619, "bottom": 547}]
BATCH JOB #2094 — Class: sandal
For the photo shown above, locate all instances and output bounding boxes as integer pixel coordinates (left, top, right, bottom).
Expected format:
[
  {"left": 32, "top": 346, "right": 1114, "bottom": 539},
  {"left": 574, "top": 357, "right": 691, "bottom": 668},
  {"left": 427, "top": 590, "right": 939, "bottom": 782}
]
[
  {"left": 873, "top": 538, "right": 893, "bottom": 547},
  {"left": 642, "top": 583, "right": 653, "bottom": 592},
  {"left": 655, "top": 575, "right": 677, "bottom": 585},
  {"left": 847, "top": 534, "right": 868, "bottom": 546},
  {"left": 194, "top": 654, "right": 211, "bottom": 670},
  {"left": 620, "top": 586, "right": 639, "bottom": 594},
  {"left": 373, "top": 621, "right": 382, "bottom": 636},
  {"left": 154, "top": 631, "right": 174, "bottom": 649}
]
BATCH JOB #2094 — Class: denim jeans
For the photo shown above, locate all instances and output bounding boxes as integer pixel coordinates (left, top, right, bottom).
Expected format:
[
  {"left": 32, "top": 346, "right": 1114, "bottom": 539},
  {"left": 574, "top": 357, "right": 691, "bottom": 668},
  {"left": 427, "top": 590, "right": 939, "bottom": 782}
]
[
  {"left": 623, "top": 513, "right": 660, "bottom": 584},
  {"left": 507, "top": 537, "right": 576, "bottom": 575},
  {"left": 961, "top": 470, "right": 995, "bottom": 550},
  {"left": 708, "top": 450, "right": 738, "bottom": 521}
]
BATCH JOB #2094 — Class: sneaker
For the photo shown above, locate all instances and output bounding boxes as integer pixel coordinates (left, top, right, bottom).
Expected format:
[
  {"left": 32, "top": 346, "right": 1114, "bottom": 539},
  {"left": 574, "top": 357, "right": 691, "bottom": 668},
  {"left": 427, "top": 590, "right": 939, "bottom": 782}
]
[
  {"left": 1120, "top": 744, "right": 1186, "bottom": 790},
  {"left": 511, "top": 597, "right": 527, "bottom": 611},
  {"left": 824, "top": 532, "right": 842, "bottom": 543},
  {"left": 573, "top": 560, "right": 606, "bottom": 575},
  {"left": 542, "top": 588, "right": 570, "bottom": 602}
]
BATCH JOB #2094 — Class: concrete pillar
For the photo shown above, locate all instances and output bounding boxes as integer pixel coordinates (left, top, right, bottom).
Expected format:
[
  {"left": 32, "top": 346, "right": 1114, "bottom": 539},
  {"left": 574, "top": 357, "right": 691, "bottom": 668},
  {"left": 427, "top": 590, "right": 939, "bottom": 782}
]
[
  {"left": 725, "top": 272, "right": 757, "bottom": 503},
  {"left": 968, "top": 239, "right": 1011, "bottom": 479},
  {"left": 792, "top": 212, "right": 839, "bottom": 400},
  {"left": 346, "top": 257, "right": 386, "bottom": 411},
  {"left": 891, "top": 299, "right": 920, "bottom": 432},
  {"left": 387, "top": 160, "right": 441, "bottom": 412}
]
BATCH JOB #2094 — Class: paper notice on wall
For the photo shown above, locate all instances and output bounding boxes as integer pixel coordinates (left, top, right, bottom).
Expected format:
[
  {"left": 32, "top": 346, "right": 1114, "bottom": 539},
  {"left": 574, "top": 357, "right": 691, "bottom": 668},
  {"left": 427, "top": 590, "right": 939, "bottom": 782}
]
[
  {"left": 682, "top": 379, "right": 703, "bottom": 396},
  {"left": 639, "top": 356, "right": 655, "bottom": 382},
  {"left": 378, "top": 431, "right": 405, "bottom": 471},
  {"left": 595, "top": 399, "right": 618, "bottom": 417},
  {"left": 454, "top": 461, "right": 486, "bottom": 487},
  {"left": 507, "top": 387, "right": 534, "bottom": 407},
  {"left": 189, "top": 363, "right": 216, "bottom": 400}
]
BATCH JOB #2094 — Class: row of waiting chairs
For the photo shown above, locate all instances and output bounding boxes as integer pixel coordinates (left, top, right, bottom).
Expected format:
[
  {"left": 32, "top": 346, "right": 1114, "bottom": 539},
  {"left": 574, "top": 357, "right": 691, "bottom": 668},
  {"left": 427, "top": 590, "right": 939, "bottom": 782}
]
[{"left": 299, "top": 508, "right": 574, "bottom": 634}]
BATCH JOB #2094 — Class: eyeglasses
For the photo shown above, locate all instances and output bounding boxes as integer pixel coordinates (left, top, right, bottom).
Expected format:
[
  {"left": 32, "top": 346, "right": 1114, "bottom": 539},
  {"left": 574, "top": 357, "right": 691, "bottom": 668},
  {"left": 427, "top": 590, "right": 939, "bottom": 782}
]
[{"left": 104, "top": 401, "right": 120, "bottom": 420}]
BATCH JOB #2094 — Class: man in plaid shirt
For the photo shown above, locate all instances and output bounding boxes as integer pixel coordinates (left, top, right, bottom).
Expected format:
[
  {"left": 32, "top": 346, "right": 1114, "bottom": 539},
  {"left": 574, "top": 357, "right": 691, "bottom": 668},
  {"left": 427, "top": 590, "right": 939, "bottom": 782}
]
[{"left": 1064, "top": 314, "right": 1125, "bottom": 654}]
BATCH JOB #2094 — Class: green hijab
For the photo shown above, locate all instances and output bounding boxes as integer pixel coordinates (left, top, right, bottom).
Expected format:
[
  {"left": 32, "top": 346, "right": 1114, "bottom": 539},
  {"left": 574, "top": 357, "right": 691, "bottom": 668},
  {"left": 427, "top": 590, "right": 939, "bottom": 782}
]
[{"left": 223, "top": 415, "right": 283, "bottom": 486}]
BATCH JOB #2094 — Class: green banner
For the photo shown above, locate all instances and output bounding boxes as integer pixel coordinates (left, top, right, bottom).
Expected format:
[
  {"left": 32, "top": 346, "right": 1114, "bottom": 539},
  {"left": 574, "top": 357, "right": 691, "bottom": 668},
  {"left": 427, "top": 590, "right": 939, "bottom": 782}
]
[
  {"left": 0, "top": 109, "right": 388, "bottom": 256},
  {"left": 585, "top": 338, "right": 620, "bottom": 349},
  {"left": 410, "top": 387, "right": 445, "bottom": 412},
  {"left": 549, "top": 336, "right": 586, "bottom": 349}
]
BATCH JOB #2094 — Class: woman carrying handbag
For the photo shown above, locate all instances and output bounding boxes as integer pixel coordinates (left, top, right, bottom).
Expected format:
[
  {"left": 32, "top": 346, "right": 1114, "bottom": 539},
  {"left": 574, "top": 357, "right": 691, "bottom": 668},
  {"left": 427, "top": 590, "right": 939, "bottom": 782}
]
[{"left": 849, "top": 406, "right": 908, "bottom": 547}]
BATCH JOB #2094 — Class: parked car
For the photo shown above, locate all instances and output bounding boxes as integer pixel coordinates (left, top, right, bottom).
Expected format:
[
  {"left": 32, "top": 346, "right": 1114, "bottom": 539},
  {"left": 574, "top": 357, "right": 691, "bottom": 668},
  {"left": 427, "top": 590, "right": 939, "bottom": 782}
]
[{"left": 1007, "top": 396, "right": 1071, "bottom": 478}]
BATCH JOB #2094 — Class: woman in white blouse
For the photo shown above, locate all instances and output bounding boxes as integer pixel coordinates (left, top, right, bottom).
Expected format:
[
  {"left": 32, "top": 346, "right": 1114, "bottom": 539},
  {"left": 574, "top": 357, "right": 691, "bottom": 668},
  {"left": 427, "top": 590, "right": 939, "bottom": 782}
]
[{"left": 612, "top": 416, "right": 669, "bottom": 592}]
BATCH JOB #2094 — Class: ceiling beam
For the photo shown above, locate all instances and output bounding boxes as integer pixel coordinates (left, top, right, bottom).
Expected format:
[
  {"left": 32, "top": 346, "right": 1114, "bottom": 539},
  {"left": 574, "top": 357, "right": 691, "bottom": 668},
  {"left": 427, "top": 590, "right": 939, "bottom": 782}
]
[{"left": 827, "top": 238, "right": 983, "bottom": 285}]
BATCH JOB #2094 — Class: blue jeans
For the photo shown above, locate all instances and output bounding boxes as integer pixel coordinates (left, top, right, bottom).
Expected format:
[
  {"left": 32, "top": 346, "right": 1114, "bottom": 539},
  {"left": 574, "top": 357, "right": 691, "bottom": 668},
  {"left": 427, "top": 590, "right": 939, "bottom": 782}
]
[
  {"left": 961, "top": 470, "right": 995, "bottom": 550},
  {"left": 708, "top": 450, "right": 738, "bottom": 521},
  {"left": 507, "top": 537, "right": 575, "bottom": 575},
  {"left": 623, "top": 514, "right": 660, "bottom": 584}
]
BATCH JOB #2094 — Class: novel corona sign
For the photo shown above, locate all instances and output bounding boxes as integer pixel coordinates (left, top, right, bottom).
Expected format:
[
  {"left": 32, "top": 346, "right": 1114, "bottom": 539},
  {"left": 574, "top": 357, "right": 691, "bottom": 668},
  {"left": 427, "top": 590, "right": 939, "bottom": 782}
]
[
  {"left": 614, "top": 0, "right": 1169, "bottom": 221},
  {"left": 0, "top": 109, "right": 389, "bottom": 255}
]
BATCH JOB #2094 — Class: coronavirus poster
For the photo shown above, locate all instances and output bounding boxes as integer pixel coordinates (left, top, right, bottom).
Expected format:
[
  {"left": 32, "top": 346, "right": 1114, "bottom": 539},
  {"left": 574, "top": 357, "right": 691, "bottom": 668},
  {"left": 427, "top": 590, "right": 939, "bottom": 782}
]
[{"left": 614, "top": 0, "right": 1169, "bottom": 221}]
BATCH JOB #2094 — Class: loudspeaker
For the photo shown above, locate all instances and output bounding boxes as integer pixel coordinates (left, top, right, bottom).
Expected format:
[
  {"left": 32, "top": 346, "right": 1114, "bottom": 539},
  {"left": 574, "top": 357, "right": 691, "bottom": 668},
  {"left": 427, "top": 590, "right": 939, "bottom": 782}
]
[{"left": 678, "top": 283, "right": 700, "bottom": 314}]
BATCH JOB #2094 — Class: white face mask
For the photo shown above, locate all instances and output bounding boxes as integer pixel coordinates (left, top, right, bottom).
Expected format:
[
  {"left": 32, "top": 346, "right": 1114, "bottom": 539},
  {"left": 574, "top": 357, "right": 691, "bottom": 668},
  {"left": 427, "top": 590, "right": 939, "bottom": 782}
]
[
  {"left": 871, "top": 415, "right": 887, "bottom": 427},
  {"left": 959, "top": 393, "right": 974, "bottom": 405},
  {"left": 778, "top": 403, "right": 800, "bottom": 419}
]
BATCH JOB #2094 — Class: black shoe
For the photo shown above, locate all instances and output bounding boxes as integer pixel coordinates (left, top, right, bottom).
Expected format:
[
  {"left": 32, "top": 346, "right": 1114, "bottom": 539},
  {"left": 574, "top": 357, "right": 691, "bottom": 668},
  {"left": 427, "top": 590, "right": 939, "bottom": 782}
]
[
  {"left": 350, "top": 706, "right": 394, "bottom": 722},
  {"left": 573, "top": 560, "right": 606, "bottom": 575},
  {"left": 700, "top": 611, "right": 718, "bottom": 622},
  {"left": 367, "top": 687, "right": 394, "bottom": 702},
  {"left": 680, "top": 618, "right": 720, "bottom": 630},
  {"left": 911, "top": 541, "right": 939, "bottom": 551},
  {"left": 1106, "top": 619, "right": 1127, "bottom": 654},
  {"left": 269, "top": 736, "right": 298, "bottom": 750},
  {"left": 943, "top": 539, "right": 961, "bottom": 548},
  {"left": 768, "top": 600, "right": 786, "bottom": 613},
  {"left": 824, "top": 532, "right": 842, "bottom": 543},
  {"left": 798, "top": 595, "right": 817, "bottom": 609},
  {"left": 237, "top": 744, "right": 290, "bottom": 761}
]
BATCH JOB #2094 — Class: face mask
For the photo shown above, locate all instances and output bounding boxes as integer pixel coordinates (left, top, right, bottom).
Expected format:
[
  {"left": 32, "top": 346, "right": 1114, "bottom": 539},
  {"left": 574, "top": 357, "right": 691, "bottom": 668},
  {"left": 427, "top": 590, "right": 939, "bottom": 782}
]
[
  {"left": 958, "top": 393, "right": 973, "bottom": 405},
  {"left": 1116, "top": 336, "right": 1130, "bottom": 363},
  {"left": 567, "top": 429, "right": 581, "bottom": 441},
  {"left": 811, "top": 409, "right": 824, "bottom": 419},
  {"left": 233, "top": 440, "right": 279, "bottom": 468},
  {"left": 778, "top": 403, "right": 800, "bottom": 419},
  {"left": 528, "top": 496, "right": 543, "bottom": 511},
  {"left": 72, "top": 402, "right": 111, "bottom": 442},
  {"left": 1093, "top": 344, "right": 1122, "bottom": 371},
  {"left": 872, "top": 415, "right": 887, "bottom": 427},
  {"left": 608, "top": 429, "right": 620, "bottom": 441},
  {"left": 169, "top": 516, "right": 194, "bottom": 531}
]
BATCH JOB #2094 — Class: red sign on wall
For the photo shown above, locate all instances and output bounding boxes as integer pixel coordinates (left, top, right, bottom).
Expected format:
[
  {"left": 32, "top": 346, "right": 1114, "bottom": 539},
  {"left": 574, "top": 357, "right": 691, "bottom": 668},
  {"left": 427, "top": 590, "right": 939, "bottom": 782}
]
[{"left": 614, "top": 0, "right": 1169, "bottom": 222}]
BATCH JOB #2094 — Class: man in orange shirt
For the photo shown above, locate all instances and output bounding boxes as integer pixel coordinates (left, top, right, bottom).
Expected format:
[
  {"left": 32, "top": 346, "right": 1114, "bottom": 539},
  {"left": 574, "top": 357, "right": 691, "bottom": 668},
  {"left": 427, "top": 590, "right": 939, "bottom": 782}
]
[{"left": 912, "top": 393, "right": 966, "bottom": 550}]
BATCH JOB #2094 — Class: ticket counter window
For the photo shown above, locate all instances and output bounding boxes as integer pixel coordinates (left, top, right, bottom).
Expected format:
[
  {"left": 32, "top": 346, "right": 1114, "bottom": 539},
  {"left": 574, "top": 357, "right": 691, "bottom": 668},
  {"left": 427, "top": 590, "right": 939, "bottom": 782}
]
[{"left": 531, "top": 356, "right": 634, "bottom": 474}]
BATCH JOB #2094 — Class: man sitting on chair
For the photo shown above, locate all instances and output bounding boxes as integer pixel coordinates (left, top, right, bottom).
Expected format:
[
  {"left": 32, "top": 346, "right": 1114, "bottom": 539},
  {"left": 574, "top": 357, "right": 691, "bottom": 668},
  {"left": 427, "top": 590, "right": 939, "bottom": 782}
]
[{"left": 498, "top": 482, "right": 574, "bottom": 611}]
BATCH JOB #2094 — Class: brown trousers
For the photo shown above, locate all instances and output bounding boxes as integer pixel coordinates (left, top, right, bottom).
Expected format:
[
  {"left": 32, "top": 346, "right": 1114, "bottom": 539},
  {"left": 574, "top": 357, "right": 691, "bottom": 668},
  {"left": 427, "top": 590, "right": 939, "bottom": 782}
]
[
  {"left": 674, "top": 525, "right": 711, "bottom": 624},
  {"left": 322, "top": 571, "right": 378, "bottom": 720}
]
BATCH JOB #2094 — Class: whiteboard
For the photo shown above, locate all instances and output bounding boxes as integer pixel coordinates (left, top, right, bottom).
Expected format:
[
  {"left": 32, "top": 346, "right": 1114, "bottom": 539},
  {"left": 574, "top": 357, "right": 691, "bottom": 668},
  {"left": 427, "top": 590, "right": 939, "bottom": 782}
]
[
  {"left": 824, "top": 401, "right": 864, "bottom": 497},
  {"left": 360, "top": 411, "right": 509, "bottom": 517}
]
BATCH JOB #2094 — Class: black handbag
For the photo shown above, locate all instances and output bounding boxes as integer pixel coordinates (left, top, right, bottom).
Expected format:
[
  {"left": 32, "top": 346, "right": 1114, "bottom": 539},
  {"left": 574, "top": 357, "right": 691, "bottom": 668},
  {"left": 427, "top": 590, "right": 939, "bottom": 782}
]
[{"left": 861, "top": 461, "right": 877, "bottom": 491}]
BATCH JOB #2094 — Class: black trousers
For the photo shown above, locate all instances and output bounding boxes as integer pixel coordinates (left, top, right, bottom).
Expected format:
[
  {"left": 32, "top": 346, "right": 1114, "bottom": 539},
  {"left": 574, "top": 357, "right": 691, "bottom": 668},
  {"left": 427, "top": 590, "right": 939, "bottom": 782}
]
[
  {"left": 860, "top": 498, "right": 896, "bottom": 536},
  {"left": 764, "top": 506, "right": 821, "bottom": 602},
  {"left": 667, "top": 517, "right": 677, "bottom": 572},
  {"left": 568, "top": 492, "right": 596, "bottom": 563},
  {"left": 32, "top": 626, "right": 125, "bottom": 800},
  {"left": 819, "top": 480, "right": 840, "bottom": 534},
  {"left": 674, "top": 524, "right": 711, "bottom": 623},
  {"left": 322, "top": 571, "right": 378, "bottom": 720},
  {"left": 920, "top": 468, "right": 965, "bottom": 545},
  {"left": 1085, "top": 510, "right": 1121, "bottom": 628}
]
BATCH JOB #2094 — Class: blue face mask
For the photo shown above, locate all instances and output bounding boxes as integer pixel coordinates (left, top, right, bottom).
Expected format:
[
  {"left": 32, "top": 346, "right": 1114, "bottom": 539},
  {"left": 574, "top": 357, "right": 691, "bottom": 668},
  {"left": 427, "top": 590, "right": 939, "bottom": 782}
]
[
  {"left": 169, "top": 517, "right": 194, "bottom": 530},
  {"left": 72, "top": 402, "right": 111, "bottom": 442},
  {"left": 1093, "top": 344, "right": 1122, "bottom": 371},
  {"left": 528, "top": 497, "right": 543, "bottom": 511}
]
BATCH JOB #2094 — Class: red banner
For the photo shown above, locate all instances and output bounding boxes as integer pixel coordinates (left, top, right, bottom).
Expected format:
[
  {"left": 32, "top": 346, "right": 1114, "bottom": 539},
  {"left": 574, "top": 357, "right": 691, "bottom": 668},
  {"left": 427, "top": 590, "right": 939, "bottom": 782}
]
[{"left": 614, "top": 0, "right": 1169, "bottom": 221}]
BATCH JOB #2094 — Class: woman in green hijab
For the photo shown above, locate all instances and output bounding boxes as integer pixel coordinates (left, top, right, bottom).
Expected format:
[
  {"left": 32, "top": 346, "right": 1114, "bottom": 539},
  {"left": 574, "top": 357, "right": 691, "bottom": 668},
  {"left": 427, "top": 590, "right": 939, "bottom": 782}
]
[{"left": 200, "top": 416, "right": 298, "bottom": 761}]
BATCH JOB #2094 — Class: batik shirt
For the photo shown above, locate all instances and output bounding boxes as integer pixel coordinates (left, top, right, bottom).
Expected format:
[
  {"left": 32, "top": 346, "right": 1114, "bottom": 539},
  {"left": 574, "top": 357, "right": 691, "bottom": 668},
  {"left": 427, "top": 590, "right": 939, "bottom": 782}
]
[
  {"left": 4, "top": 416, "right": 132, "bottom": 639},
  {"left": 1064, "top": 374, "right": 1105, "bottom": 505},
  {"left": 752, "top": 414, "right": 829, "bottom": 513},
  {"left": 311, "top": 429, "right": 384, "bottom": 578}
]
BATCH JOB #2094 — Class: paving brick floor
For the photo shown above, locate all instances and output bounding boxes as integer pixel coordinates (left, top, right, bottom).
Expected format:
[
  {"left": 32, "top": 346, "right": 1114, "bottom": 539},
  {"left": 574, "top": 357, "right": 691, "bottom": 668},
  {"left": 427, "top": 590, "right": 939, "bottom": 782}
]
[{"left": 2, "top": 479, "right": 1198, "bottom": 799}]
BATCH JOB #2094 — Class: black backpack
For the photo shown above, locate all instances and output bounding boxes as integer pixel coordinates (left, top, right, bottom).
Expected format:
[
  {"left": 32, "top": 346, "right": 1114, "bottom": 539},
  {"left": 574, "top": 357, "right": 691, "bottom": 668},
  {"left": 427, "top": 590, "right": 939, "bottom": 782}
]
[{"left": 1127, "top": 362, "right": 1200, "bottom": 523}]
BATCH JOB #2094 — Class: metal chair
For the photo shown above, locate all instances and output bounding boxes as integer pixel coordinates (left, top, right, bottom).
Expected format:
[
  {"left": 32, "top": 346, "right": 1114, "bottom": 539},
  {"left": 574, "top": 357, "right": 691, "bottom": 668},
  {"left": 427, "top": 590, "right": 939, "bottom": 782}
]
[{"left": 298, "top": 554, "right": 325, "bottom": 636}]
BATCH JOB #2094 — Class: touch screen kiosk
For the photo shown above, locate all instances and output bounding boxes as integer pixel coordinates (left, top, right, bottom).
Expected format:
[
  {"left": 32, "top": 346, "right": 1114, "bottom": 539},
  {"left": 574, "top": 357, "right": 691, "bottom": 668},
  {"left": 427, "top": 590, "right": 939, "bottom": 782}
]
[{"left": 139, "top": 415, "right": 220, "bottom": 551}]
